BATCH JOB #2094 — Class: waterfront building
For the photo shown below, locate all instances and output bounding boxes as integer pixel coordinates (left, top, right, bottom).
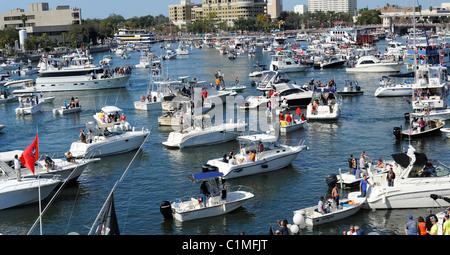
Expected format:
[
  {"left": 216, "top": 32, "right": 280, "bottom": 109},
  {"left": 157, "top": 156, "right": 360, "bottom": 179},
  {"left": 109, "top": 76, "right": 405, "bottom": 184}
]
[
  {"left": 169, "top": 0, "right": 202, "bottom": 29},
  {"left": 267, "top": 0, "right": 283, "bottom": 18},
  {"left": 294, "top": 4, "right": 308, "bottom": 15},
  {"left": 308, "top": 0, "right": 357, "bottom": 15},
  {"left": 0, "top": 2, "right": 81, "bottom": 37},
  {"left": 201, "top": 0, "right": 267, "bottom": 26}
]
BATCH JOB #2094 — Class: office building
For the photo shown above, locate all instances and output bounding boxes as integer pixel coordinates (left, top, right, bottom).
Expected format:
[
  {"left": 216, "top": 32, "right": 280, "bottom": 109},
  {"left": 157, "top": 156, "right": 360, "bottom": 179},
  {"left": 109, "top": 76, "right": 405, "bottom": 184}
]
[
  {"left": 169, "top": 0, "right": 202, "bottom": 29},
  {"left": 0, "top": 3, "right": 82, "bottom": 37},
  {"left": 308, "top": 0, "right": 357, "bottom": 15},
  {"left": 201, "top": 0, "right": 267, "bottom": 26},
  {"left": 294, "top": 4, "right": 308, "bottom": 14},
  {"left": 267, "top": 0, "right": 283, "bottom": 18}
]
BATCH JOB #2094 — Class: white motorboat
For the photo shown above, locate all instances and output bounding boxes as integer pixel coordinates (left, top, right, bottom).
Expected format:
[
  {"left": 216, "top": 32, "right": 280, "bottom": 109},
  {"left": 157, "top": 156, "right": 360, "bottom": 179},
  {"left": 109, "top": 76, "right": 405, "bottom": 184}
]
[
  {"left": 248, "top": 63, "right": 267, "bottom": 77},
  {"left": 280, "top": 119, "right": 306, "bottom": 133},
  {"left": 20, "top": 64, "right": 39, "bottom": 76},
  {"left": 0, "top": 60, "right": 23, "bottom": 70},
  {"left": 0, "top": 125, "right": 4, "bottom": 131},
  {"left": 206, "top": 134, "right": 307, "bottom": 179},
  {"left": 306, "top": 88, "right": 342, "bottom": 120},
  {"left": 69, "top": 106, "right": 151, "bottom": 158},
  {"left": 134, "top": 78, "right": 168, "bottom": 111},
  {"left": 135, "top": 57, "right": 151, "bottom": 69},
  {"left": 15, "top": 95, "right": 43, "bottom": 115},
  {"left": 295, "top": 33, "right": 309, "bottom": 41},
  {"left": 336, "top": 80, "right": 363, "bottom": 96},
  {"left": 292, "top": 192, "right": 365, "bottom": 226},
  {"left": 374, "top": 77, "right": 413, "bottom": 97},
  {"left": 314, "top": 56, "right": 346, "bottom": 69},
  {"left": 162, "top": 49, "right": 176, "bottom": 60},
  {"left": 440, "top": 127, "right": 450, "bottom": 138},
  {"left": 361, "top": 146, "right": 450, "bottom": 209},
  {"left": 335, "top": 159, "right": 393, "bottom": 188},
  {"left": 346, "top": 55, "right": 403, "bottom": 73},
  {"left": 13, "top": 53, "right": 131, "bottom": 93},
  {"left": 99, "top": 55, "right": 113, "bottom": 67},
  {"left": 224, "top": 84, "right": 246, "bottom": 92},
  {"left": 175, "top": 45, "right": 189, "bottom": 55},
  {"left": 270, "top": 55, "right": 308, "bottom": 73},
  {"left": 0, "top": 150, "right": 100, "bottom": 182},
  {"left": 160, "top": 171, "right": 254, "bottom": 222},
  {"left": 162, "top": 117, "right": 246, "bottom": 149},
  {"left": 0, "top": 89, "right": 17, "bottom": 104},
  {"left": 0, "top": 177, "right": 60, "bottom": 210},
  {"left": 237, "top": 95, "right": 270, "bottom": 109},
  {"left": 52, "top": 106, "right": 82, "bottom": 115}
]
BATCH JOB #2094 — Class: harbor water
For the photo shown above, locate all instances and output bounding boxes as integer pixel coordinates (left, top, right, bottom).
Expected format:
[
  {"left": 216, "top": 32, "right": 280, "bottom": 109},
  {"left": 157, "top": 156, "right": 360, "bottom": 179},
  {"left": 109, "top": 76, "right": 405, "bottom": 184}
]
[{"left": 0, "top": 38, "right": 449, "bottom": 235}]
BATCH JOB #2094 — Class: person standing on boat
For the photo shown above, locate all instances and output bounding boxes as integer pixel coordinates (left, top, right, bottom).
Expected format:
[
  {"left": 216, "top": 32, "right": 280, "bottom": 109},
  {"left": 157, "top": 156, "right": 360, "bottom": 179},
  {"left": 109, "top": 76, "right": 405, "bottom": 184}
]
[
  {"left": 221, "top": 179, "right": 227, "bottom": 200},
  {"left": 331, "top": 184, "right": 339, "bottom": 210},
  {"left": 347, "top": 154, "right": 354, "bottom": 174},
  {"left": 296, "top": 107, "right": 301, "bottom": 121},
  {"left": 387, "top": 167, "right": 395, "bottom": 186},
  {"left": 14, "top": 155, "right": 21, "bottom": 182},
  {"left": 358, "top": 175, "right": 372, "bottom": 198},
  {"left": 359, "top": 151, "right": 369, "bottom": 169},
  {"left": 200, "top": 181, "right": 210, "bottom": 207}
]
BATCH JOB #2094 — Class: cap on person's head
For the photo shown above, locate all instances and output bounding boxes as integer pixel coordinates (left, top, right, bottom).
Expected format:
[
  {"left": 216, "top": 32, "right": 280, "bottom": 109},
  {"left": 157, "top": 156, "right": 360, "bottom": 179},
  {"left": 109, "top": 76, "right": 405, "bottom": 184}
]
[
  {"left": 409, "top": 214, "right": 413, "bottom": 219},
  {"left": 430, "top": 216, "right": 437, "bottom": 222}
]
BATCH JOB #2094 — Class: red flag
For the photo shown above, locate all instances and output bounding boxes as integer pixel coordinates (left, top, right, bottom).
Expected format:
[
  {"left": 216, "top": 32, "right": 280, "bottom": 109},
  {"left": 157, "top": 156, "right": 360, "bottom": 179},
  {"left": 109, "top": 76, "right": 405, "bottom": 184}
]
[{"left": 20, "top": 134, "right": 39, "bottom": 175}]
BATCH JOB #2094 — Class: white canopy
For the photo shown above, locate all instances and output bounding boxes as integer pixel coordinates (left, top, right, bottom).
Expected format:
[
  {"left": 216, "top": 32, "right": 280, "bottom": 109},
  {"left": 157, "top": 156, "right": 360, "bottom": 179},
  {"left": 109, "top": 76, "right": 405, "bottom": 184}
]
[{"left": 237, "top": 134, "right": 278, "bottom": 143}]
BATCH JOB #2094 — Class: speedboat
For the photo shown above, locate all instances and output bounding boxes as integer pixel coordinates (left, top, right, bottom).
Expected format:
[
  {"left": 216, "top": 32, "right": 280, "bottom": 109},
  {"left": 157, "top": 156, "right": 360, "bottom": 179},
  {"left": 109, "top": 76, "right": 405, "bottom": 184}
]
[
  {"left": 52, "top": 106, "right": 82, "bottom": 115},
  {"left": 336, "top": 80, "right": 363, "bottom": 96},
  {"left": 162, "top": 116, "right": 247, "bottom": 149},
  {"left": 440, "top": 127, "right": 450, "bottom": 138},
  {"left": 314, "top": 56, "right": 346, "bottom": 69},
  {"left": 393, "top": 118, "right": 444, "bottom": 140},
  {"left": 69, "top": 106, "right": 151, "bottom": 158},
  {"left": 292, "top": 192, "right": 365, "bottom": 226},
  {"left": 160, "top": 171, "right": 254, "bottom": 222},
  {"left": 248, "top": 63, "right": 267, "bottom": 77},
  {"left": 270, "top": 55, "right": 308, "bottom": 73},
  {"left": 15, "top": 95, "right": 43, "bottom": 115},
  {"left": 0, "top": 125, "right": 4, "bottom": 131},
  {"left": 280, "top": 119, "right": 306, "bottom": 133},
  {"left": 332, "top": 159, "right": 393, "bottom": 188},
  {"left": 0, "top": 150, "right": 100, "bottom": 182},
  {"left": 374, "top": 76, "right": 413, "bottom": 97},
  {"left": 205, "top": 133, "right": 308, "bottom": 179},
  {"left": 224, "top": 84, "right": 246, "bottom": 92},
  {"left": 0, "top": 60, "right": 23, "bottom": 70},
  {"left": 361, "top": 146, "right": 450, "bottom": 209},
  {"left": 306, "top": 88, "right": 342, "bottom": 120},
  {"left": 175, "top": 45, "right": 189, "bottom": 55},
  {"left": 346, "top": 55, "right": 403, "bottom": 73}
]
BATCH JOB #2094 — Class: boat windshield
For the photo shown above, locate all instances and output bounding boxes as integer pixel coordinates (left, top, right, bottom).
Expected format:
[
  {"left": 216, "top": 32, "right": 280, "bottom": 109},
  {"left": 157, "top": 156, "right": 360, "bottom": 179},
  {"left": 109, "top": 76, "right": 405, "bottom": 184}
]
[{"left": 408, "top": 160, "right": 450, "bottom": 178}]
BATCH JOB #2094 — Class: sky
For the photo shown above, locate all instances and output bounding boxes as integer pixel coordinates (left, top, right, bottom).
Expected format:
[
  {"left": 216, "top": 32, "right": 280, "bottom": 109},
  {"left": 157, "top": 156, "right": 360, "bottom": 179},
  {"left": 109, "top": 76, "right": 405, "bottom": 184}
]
[{"left": 0, "top": 0, "right": 446, "bottom": 19}]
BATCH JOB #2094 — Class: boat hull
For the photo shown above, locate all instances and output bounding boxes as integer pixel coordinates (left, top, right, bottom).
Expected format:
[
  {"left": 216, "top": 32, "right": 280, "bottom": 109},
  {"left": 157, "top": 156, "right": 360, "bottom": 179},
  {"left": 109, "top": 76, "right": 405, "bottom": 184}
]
[
  {"left": 0, "top": 178, "right": 60, "bottom": 210},
  {"left": 374, "top": 86, "right": 412, "bottom": 97},
  {"left": 346, "top": 64, "right": 403, "bottom": 73},
  {"left": 134, "top": 101, "right": 162, "bottom": 111},
  {"left": 70, "top": 131, "right": 150, "bottom": 157},
  {"left": 15, "top": 103, "right": 43, "bottom": 115},
  {"left": 52, "top": 106, "right": 82, "bottom": 115}
]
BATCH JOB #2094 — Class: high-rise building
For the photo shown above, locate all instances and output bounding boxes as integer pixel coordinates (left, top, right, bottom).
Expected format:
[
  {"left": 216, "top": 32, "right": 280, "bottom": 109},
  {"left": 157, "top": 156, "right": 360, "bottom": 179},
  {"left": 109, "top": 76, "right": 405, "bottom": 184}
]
[
  {"left": 294, "top": 4, "right": 308, "bottom": 14},
  {"left": 0, "top": 2, "right": 82, "bottom": 37},
  {"left": 308, "top": 0, "right": 357, "bottom": 15},
  {"left": 267, "top": 0, "right": 283, "bottom": 18},
  {"left": 169, "top": 0, "right": 202, "bottom": 29},
  {"left": 202, "top": 0, "right": 267, "bottom": 26}
]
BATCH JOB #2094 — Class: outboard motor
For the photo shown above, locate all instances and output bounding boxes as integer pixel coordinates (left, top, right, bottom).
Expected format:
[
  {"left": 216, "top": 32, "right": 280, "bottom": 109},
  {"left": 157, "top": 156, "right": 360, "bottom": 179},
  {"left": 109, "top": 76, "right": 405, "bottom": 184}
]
[
  {"left": 325, "top": 174, "right": 338, "bottom": 187},
  {"left": 160, "top": 201, "right": 173, "bottom": 219},
  {"left": 393, "top": 126, "right": 402, "bottom": 140},
  {"left": 355, "top": 85, "right": 361, "bottom": 91}
]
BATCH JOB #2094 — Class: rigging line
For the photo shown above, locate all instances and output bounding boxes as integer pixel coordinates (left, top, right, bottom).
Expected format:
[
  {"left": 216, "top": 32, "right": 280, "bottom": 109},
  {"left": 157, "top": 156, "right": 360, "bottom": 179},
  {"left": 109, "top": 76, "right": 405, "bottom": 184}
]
[
  {"left": 27, "top": 159, "right": 89, "bottom": 235},
  {"left": 121, "top": 156, "right": 139, "bottom": 234},
  {"left": 87, "top": 129, "right": 152, "bottom": 235},
  {"left": 64, "top": 179, "right": 83, "bottom": 235}
]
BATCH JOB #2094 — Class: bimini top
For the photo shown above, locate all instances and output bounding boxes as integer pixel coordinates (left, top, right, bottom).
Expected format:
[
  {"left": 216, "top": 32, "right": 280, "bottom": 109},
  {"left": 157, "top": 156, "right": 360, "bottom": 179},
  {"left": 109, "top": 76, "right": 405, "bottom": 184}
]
[
  {"left": 188, "top": 172, "right": 223, "bottom": 182},
  {"left": 391, "top": 152, "right": 428, "bottom": 168},
  {"left": 101, "top": 106, "right": 123, "bottom": 114}
]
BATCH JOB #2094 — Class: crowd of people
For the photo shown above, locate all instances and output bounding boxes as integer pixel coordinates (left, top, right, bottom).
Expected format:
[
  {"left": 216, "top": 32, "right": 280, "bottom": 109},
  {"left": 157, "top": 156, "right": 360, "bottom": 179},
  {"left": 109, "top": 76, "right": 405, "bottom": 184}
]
[{"left": 404, "top": 208, "right": 450, "bottom": 235}]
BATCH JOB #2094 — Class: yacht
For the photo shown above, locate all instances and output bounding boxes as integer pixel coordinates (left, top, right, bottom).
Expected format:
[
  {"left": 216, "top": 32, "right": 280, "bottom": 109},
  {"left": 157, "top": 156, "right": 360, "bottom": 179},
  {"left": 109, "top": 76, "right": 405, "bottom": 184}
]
[
  {"left": 206, "top": 134, "right": 308, "bottom": 179},
  {"left": 12, "top": 54, "right": 131, "bottom": 93},
  {"left": 162, "top": 116, "right": 247, "bottom": 149},
  {"left": 346, "top": 55, "right": 403, "bottom": 73},
  {"left": 306, "top": 88, "right": 342, "bottom": 120},
  {"left": 270, "top": 54, "right": 308, "bottom": 73},
  {"left": 69, "top": 106, "right": 151, "bottom": 158},
  {"left": 114, "top": 28, "right": 156, "bottom": 44},
  {"left": 361, "top": 146, "right": 450, "bottom": 209},
  {"left": 314, "top": 55, "right": 346, "bottom": 69},
  {"left": 295, "top": 33, "right": 309, "bottom": 41},
  {"left": 374, "top": 76, "right": 413, "bottom": 97}
]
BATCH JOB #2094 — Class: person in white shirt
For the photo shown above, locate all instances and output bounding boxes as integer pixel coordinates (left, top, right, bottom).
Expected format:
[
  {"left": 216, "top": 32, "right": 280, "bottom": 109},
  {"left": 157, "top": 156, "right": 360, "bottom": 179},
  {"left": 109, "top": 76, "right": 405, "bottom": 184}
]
[{"left": 14, "top": 155, "right": 21, "bottom": 182}]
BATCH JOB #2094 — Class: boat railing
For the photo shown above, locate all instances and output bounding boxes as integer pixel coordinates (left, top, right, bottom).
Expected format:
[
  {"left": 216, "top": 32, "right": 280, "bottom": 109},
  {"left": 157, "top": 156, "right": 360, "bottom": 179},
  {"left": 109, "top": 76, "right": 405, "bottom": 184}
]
[{"left": 228, "top": 185, "right": 253, "bottom": 194}]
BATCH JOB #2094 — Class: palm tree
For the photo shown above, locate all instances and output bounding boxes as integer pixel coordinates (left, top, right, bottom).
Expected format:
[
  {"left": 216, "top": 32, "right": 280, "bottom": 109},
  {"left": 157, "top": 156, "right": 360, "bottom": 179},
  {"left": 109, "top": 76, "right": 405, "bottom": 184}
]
[{"left": 20, "top": 14, "right": 28, "bottom": 29}]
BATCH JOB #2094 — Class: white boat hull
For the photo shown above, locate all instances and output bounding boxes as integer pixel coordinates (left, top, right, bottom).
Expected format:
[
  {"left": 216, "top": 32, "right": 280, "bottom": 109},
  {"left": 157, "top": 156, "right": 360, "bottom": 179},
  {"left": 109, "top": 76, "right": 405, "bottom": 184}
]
[
  {"left": 306, "top": 103, "right": 340, "bottom": 120},
  {"left": 293, "top": 193, "right": 365, "bottom": 226},
  {"left": 134, "top": 101, "right": 162, "bottom": 111},
  {"left": 0, "top": 178, "right": 60, "bottom": 210},
  {"left": 15, "top": 102, "right": 43, "bottom": 115},
  {"left": 346, "top": 63, "right": 403, "bottom": 73},
  {"left": 208, "top": 146, "right": 305, "bottom": 179},
  {"left": 52, "top": 106, "right": 82, "bottom": 115},
  {"left": 280, "top": 120, "right": 306, "bottom": 133},
  {"left": 70, "top": 130, "right": 150, "bottom": 158},
  {"left": 374, "top": 85, "right": 412, "bottom": 97},
  {"left": 171, "top": 191, "right": 253, "bottom": 222},
  {"left": 411, "top": 109, "right": 450, "bottom": 121}
]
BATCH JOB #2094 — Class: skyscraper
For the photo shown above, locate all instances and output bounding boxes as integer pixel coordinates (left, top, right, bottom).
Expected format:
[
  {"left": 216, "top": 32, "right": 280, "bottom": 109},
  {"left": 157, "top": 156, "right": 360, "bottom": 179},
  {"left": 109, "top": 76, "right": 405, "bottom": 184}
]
[{"left": 267, "top": 0, "right": 283, "bottom": 18}]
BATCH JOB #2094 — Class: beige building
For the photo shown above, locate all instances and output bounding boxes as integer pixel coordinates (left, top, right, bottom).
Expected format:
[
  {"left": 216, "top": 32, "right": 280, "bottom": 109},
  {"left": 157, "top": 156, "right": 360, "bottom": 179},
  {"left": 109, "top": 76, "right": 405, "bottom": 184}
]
[
  {"left": 202, "top": 0, "right": 267, "bottom": 26},
  {"left": 0, "top": 3, "right": 81, "bottom": 37},
  {"left": 267, "top": 0, "right": 282, "bottom": 18},
  {"left": 169, "top": 0, "right": 202, "bottom": 29},
  {"left": 308, "top": 0, "right": 357, "bottom": 15}
]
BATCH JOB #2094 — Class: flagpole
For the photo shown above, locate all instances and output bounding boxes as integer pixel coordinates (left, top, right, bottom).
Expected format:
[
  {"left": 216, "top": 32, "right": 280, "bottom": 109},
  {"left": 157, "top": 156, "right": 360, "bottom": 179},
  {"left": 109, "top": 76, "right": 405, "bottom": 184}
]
[{"left": 37, "top": 126, "right": 42, "bottom": 235}]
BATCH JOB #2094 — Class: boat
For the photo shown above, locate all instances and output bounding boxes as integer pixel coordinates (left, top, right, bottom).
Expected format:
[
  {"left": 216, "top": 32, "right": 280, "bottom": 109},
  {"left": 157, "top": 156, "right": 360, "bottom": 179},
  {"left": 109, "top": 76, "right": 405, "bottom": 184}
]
[
  {"left": 336, "top": 80, "right": 363, "bottom": 96},
  {"left": 0, "top": 125, "right": 4, "bottom": 131},
  {"left": 361, "top": 145, "right": 450, "bottom": 209},
  {"left": 346, "top": 55, "right": 403, "bottom": 73},
  {"left": 12, "top": 53, "right": 131, "bottom": 93},
  {"left": 407, "top": 65, "right": 450, "bottom": 120},
  {"left": 175, "top": 45, "right": 189, "bottom": 55},
  {"left": 280, "top": 119, "right": 306, "bottom": 133},
  {"left": 69, "top": 106, "right": 151, "bottom": 158},
  {"left": 52, "top": 105, "right": 82, "bottom": 115},
  {"left": 295, "top": 33, "right": 309, "bottom": 41},
  {"left": 162, "top": 49, "right": 176, "bottom": 60},
  {"left": 393, "top": 118, "right": 444, "bottom": 140},
  {"left": 205, "top": 133, "right": 308, "bottom": 179},
  {"left": 15, "top": 94, "right": 43, "bottom": 115},
  {"left": 374, "top": 76, "right": 413, "bottom": 97},
  {"left": 159, "top": 171, "right": 254, "bottom": 222},
  {"left": 0, "top": 89, "right": 17, "bottom": 104},
  {"left": 248, "top": 63, "right": 267, "bottom": 77},
  {"left": 224, "top": 84, "right": 246, "bottom": 92},
  {"left": 162, "top": 116, "right": 246, "bottom": 149},
  {"left": 99, "top": 55, "right": 113, "bottom": 67},
  {"left": 440, "top": 127, "right": 450, "bottom": 138},
  {"left": 270, "top": 54, "right": 309, "bottom": 73},
  {"left": 0, "top": 60, "right": 23, "bottom": 70},
  {"left": 134, "top": 74, "right": 170, "bottom": 111},
  {"left": 292, "top": 192, "right": 365, "bottom": 226},
  {"left": 0, "top": 150, "right": 100, "bottom": 182},
  {"left": 306, "top": 88, "right": 342, "bottom": 120},
  {"left": 113, "top": 28, "right": 156, "bottom": 44},
  {"left": 314, "top": 55, "right": 346, "bottom": 69},
  {"left": 333, "top": 159, "right": 393, "bottom": 188}
]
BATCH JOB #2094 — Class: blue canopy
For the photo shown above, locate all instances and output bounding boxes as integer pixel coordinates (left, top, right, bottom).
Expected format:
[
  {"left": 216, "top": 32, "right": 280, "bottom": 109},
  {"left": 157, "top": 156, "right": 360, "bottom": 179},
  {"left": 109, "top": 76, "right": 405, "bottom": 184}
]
[{"left": 188, "top": 172, "right": 223, "bottom": 182}]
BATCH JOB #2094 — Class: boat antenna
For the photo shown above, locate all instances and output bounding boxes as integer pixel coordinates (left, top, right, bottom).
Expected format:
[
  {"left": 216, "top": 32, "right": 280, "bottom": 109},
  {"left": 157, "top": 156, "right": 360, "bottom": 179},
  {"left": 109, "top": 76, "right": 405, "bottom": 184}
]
[{"left": 88, "top": 130, "right": 152, "bottom": 235}]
